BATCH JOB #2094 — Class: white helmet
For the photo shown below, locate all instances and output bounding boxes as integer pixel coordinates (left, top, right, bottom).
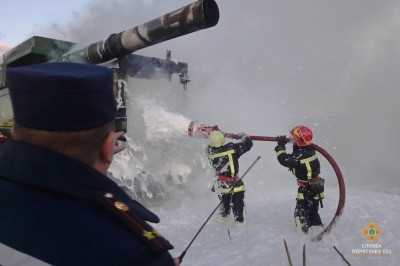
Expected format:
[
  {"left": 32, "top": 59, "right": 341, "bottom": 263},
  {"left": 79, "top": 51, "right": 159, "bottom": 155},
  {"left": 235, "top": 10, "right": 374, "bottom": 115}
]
[{"left": 208, "top": 131, "right": 225, "bottom": 148}]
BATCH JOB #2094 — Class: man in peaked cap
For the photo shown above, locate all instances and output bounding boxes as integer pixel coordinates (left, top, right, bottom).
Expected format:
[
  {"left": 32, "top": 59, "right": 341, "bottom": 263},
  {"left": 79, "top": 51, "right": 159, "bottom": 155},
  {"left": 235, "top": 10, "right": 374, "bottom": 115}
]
[{"left": 0, "top": 63, "right": 179, "bottom": 266}]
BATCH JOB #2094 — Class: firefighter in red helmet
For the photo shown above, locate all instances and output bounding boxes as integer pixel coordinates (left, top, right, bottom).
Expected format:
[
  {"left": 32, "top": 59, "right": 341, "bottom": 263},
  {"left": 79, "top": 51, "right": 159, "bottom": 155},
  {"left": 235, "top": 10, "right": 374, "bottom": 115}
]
[{"left": 274, "top": 125, "right": 325, "bottom": 233}]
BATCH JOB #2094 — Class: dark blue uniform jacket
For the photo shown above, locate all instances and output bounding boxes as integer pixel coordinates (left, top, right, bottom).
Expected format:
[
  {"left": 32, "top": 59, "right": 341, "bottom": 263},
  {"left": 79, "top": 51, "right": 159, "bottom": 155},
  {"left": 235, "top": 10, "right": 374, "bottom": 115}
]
[
  {"left": 0, "top": 140, "right": 175, "bottom": 266},
  {"left": 275, "top": 144, "right": 320, "bottom": 181}
]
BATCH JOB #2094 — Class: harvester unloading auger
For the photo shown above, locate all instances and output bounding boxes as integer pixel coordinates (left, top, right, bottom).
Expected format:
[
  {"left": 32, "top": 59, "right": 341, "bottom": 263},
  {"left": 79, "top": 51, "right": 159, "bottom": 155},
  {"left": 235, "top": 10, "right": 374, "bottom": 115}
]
[{"left": 188, "top": 121, "right": 346, "bottom": 242}]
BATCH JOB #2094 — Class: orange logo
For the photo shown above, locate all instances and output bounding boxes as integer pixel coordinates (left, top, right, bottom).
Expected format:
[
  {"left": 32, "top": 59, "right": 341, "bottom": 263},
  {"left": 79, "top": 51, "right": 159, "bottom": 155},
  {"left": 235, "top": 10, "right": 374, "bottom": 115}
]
[{"left": 362, "top": 223, "right": 381, "bottom": 241}]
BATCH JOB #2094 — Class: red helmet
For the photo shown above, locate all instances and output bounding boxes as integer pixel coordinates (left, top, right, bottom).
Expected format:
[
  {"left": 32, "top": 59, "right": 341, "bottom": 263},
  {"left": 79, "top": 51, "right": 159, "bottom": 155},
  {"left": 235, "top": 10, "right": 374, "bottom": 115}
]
[{"left": 290, "top": 125, "right": 313, "bottom": 146}]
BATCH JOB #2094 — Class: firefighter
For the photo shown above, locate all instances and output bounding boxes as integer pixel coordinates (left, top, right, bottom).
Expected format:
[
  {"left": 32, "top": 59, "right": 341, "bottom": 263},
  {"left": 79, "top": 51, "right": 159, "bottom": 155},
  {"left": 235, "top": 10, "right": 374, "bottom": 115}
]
[
  {"left": 206, "top": 130, "right": 253, "bottom": 224},
  {"left": 274, "top": 125, "right": 325, "bottom": 233}
]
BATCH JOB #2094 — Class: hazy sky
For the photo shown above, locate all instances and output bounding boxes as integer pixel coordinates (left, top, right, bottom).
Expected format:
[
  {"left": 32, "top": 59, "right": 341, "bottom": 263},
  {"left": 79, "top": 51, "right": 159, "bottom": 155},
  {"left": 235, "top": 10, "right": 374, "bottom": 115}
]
[
  {"left": 1, "top": 0, "right": 400, "bottom": 191},
  {"left": 0, "top": 0, "right": 92, "bottom": 46}
]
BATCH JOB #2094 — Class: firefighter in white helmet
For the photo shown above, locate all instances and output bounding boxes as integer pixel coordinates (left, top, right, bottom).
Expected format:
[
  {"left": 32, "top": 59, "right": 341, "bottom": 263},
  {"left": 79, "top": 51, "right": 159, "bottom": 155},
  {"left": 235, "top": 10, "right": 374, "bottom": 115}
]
[{"left": 206, "top": 130, "right": 253, "bottom": 225}]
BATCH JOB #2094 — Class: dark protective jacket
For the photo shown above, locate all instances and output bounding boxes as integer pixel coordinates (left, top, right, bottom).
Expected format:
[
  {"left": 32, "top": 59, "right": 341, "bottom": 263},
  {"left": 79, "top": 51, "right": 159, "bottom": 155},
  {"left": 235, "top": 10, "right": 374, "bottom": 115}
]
[
  {"left": 207, "top": 135, "right": 253, "bottom": 178},
  {"left": 275, "top": 143, "right": 320, "bottom": 181},
  {"left": 0, "top": 140, "right": 175, "bottom": 266}
]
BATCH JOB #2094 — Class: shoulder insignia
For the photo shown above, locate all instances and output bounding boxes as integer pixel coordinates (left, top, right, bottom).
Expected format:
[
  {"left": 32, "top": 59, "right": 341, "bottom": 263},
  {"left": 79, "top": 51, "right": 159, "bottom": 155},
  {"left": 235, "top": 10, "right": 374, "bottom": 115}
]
[{"left": 95, "top": 192, "right": 174, "bottom": 253}]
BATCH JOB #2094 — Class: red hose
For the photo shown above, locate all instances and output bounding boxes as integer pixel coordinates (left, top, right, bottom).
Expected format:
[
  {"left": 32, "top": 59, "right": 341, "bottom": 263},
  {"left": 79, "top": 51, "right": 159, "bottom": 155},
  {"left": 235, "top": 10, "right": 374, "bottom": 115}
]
[{"left": 309, "top": 142, "right": 345, "bottom": 241}]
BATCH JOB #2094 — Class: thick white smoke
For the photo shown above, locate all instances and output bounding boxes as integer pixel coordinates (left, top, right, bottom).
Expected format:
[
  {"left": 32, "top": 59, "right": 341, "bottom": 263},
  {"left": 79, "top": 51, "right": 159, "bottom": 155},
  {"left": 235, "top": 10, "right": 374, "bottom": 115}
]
[{"left": 32, "top": 0, "right": 400, "bottom": 194}]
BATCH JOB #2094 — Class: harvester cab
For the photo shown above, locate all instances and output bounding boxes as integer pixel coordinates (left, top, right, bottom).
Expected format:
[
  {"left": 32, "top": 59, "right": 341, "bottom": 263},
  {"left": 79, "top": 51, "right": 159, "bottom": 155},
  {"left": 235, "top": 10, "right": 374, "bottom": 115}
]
[
  {"left": 0, "top": 0, "right": 219, "bottom": 139},
  {"left": 0, "top": 36, "right": 75, "bottom": 138}
]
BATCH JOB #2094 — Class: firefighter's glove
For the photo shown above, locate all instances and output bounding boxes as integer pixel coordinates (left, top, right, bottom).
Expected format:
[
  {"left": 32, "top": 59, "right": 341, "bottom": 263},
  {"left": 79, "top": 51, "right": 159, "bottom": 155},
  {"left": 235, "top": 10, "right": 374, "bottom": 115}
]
[
  {"left": 276, "top": 135, "right": 288, "bottom": 146},
  {"left": 236, "top": 132, "right": 246, "bottom": 139},
  {"left": 211, "top": 125, "right": 220, "bottom": 131}
]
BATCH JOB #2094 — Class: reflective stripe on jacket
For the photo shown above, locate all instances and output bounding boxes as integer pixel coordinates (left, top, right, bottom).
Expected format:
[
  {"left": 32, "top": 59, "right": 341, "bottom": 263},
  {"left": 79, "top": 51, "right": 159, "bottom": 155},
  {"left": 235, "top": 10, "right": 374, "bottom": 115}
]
[
  {"left": 275, "top": 144, "right": 320, "bottom": 181},
  {"left": 207, "top": 135, "right": 253, "bottom": 178}
]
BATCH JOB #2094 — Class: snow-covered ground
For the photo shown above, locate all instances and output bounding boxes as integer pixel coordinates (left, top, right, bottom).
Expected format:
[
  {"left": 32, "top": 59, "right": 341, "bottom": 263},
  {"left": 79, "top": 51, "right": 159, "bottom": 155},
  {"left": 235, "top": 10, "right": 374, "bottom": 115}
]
[{"left": 153, "top": 183, "right": 400, "bottom": 266}]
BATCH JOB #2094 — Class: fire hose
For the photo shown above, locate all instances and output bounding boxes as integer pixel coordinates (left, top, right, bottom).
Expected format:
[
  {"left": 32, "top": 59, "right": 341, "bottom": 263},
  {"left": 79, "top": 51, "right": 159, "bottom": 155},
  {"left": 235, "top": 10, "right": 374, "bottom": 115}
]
[{"left": 188, "top": 121, "right": 346, "bottom": 242}]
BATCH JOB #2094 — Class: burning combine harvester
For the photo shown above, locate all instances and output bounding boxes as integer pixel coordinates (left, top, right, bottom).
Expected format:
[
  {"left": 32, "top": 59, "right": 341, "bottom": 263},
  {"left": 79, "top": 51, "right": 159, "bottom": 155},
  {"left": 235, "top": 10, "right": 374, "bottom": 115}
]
[{"left": 0, "top": 0, "right": 220, "bottom": 200}]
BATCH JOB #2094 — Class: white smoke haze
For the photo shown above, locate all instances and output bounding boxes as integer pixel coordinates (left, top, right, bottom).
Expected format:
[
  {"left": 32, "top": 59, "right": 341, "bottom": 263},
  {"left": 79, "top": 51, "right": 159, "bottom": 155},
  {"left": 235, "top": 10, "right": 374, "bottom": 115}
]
[
  {"left": 8, "top": 1, "right": 400, "bottom": 265},
  {"left": 34, "top": 0, "right": 400, "bottom": 192}
]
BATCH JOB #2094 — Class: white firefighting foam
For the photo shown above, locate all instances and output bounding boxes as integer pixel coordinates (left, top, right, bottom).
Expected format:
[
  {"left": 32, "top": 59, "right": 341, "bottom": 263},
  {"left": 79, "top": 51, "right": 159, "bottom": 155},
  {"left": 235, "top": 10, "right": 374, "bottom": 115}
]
[
  {"left": 138, "top": 96, "right": 191, "bottom": 141},
  {"left": 109, "top": 95, "right": 207, "bottom": 201}
]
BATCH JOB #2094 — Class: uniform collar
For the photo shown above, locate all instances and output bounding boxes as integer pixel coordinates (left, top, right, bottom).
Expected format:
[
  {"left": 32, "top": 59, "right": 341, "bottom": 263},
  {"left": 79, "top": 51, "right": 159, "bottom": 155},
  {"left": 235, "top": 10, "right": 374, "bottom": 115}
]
[{"left": 0, "top": 140, "right": 160, "bottom": 223}]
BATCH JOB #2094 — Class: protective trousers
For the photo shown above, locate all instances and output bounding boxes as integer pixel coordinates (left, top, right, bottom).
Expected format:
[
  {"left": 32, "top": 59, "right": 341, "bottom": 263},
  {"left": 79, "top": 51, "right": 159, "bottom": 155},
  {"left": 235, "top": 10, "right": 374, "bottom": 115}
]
[
  {"left": 294, "top": 186, "right": 323, "bottom": 233},
  {"left": 218, "top": 191, "right": 245, "bottom": 222}
]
